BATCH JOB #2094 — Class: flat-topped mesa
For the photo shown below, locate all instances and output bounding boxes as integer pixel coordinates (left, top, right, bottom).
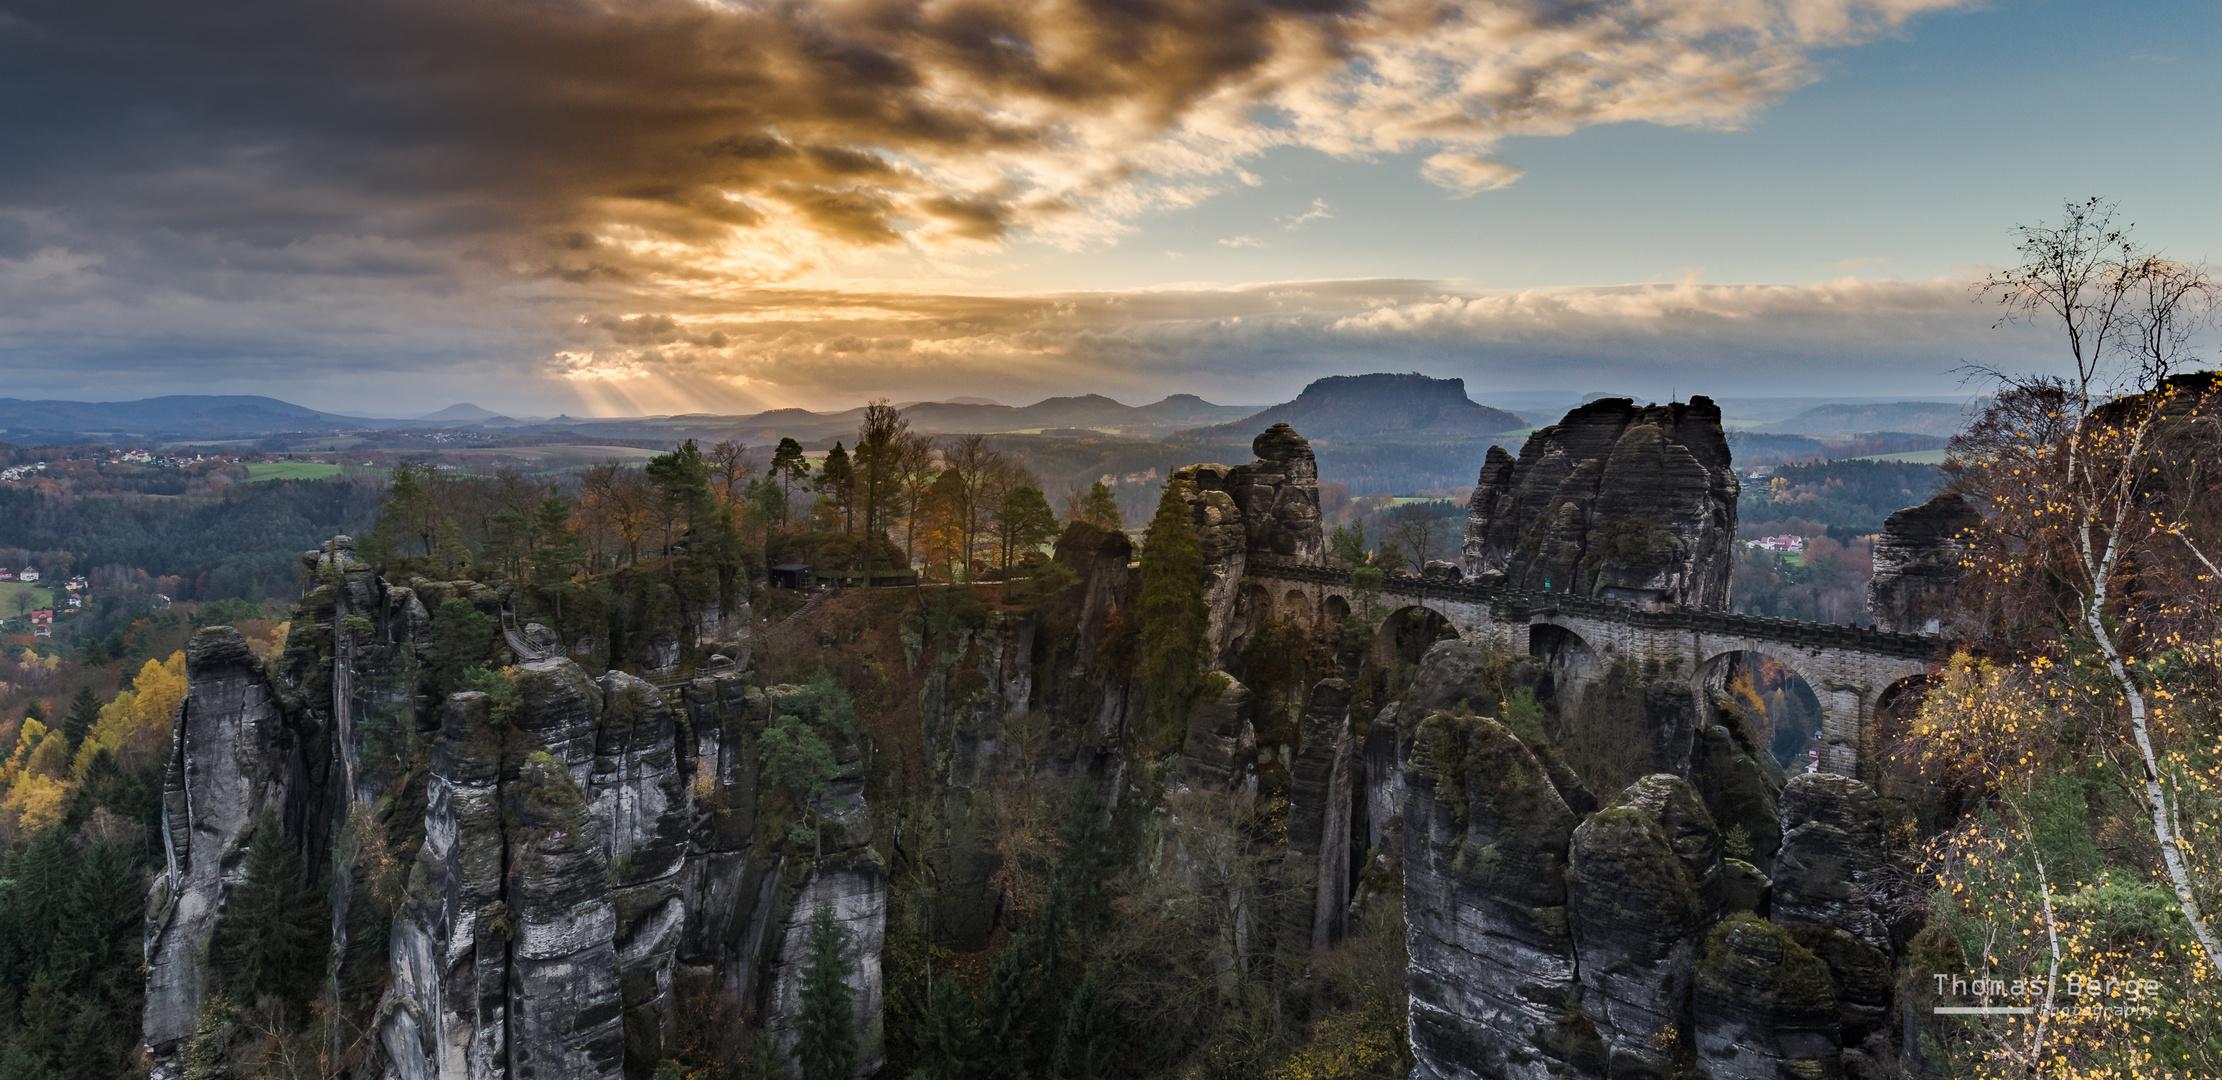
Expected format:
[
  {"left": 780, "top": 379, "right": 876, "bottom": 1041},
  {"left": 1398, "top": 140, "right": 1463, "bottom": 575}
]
[
  {"left": 1867, "top": 492, "right": 1981, "bottom": 635},
  {"left": 1462, "top": 396, "right": 1739, "bottom": 610}
]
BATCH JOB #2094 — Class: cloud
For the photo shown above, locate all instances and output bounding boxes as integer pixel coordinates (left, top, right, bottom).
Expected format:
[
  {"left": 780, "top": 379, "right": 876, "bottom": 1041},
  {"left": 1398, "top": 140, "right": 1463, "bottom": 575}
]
[
  {"left": 3, "top": 0, "right": 1971, "bottom": 272},
  {"left": 1218, "top": 235, "right": 1267, "bottom": 248},
  {"left": 1280, "top": 199, "right": 1334, "bottom": 229},
  {"left": 0, "top": 0, "right": 1978, "bottom": 409},
  {"left": 530, "top": 275, "right": 2052, "bottom": 410},
  {"left": 1419, "top": 155, "right": 1525, "bottom": 195}
]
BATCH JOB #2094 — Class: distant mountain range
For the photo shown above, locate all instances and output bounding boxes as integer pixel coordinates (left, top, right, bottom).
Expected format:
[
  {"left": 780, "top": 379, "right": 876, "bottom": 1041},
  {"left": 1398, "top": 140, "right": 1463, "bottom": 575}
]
[
  {"left": 0, "top": 382, "right": 1980, "bottom": 452},
  {"left": 0, "top": 391, "right": 1264, "bottom": 445}
]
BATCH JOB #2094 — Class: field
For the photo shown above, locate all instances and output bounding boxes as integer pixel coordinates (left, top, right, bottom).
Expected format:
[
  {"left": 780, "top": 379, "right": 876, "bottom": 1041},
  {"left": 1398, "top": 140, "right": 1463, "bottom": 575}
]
[
  {"left": 246, "top": 461, "right": 345, "bottom": 481},
  {"left": 0, "top": 582, "right": 55, "bottom": 617}
]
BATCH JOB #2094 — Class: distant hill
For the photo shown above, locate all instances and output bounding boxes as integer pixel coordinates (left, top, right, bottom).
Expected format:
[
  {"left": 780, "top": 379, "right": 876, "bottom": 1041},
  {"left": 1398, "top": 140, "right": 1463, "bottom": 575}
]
[
  {"left": 1726, "top": 431, "right": 1827, "bottom": 464},
  {"left": 413, "top": 403, "right": 504, "bottom": 424},
  {"left": 1764, "top": 401, "right": 1976, "bottom": 436},
  {"left": 0, "top": 391, "right": 1256, "bottom": 446},
  {"left": 0, "top": 395, "right": 374, "bottom": 441},
  {"left": 609, "top": 394, "right": 1261, "bottom": 445},
  {"left": 1179, "top": 374, "right": 1527, "bottom": 442}
]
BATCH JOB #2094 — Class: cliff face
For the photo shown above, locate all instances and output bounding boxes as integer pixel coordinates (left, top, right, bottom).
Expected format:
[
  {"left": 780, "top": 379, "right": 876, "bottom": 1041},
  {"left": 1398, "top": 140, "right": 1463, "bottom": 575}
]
[
  {"left": 1462, "top": 398, "right": 1739, "bottom": 609},
  {"left": 1392, "top": 642, "right": 1904, "bottom": 1080},
  {"left": 1867, "top": 493, "right": 1981, "bottom": 635},
  {"left": 147, "top": 541, "right": 885, "bottom": 1080}
]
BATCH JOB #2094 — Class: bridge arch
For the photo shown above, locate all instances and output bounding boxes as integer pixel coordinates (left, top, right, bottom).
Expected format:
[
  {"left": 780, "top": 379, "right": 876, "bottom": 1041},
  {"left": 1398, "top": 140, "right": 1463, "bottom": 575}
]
[
  {"left": 1321, "top": 593, "right": 1352, "bottom": 636},
  {"left": 1282, "top": 589, "right": 1312, "bottom": 632},
  {"left": 1530, "top": 622, "right": 1603, "bottom": 689},
  {"left": 1695, "top": 649, "right": 1827, "bottom": 772},
  {"left": 1374, "top": 604, "right": 1459, "bottom": 666}
]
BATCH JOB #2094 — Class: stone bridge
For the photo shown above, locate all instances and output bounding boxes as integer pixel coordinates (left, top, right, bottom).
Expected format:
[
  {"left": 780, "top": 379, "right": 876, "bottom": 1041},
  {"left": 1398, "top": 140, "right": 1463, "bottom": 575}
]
[{"left": 1240, "top": 561, "right": 1941, "bottom": 776}]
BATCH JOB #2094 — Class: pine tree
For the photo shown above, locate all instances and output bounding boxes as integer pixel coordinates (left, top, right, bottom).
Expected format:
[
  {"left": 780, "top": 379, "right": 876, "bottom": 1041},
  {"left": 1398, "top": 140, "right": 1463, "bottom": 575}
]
[
  {"left": 1047, "top": 975, "right": 1108, "bottom": 1080},
  {"left": 1136, "top": 480, "right": 1208, "bottom": 748},
  {"left": 975, "top": 935, "right": 1033, "bottom": 1080},
  {"left": 795, "top": 903, "right": 857, "bottom": 1080},
  {"left": 1072, "top": 481, "right": 1124, "bottom": 532},
  {"left": 424, "top": 597, "right": 495, "bottom": 695},
  {"left": 818, "top": 443, "right": 856, "bottom": 536},
  {"left": 0, "top": 826, "right": 73, "bottom": 989},
  {"left": 991, "top": 486, "right": 1059, "bottom": 573},
  {"left": 1052, "top": 781, "right": 1119, "bottom": 949},
  {"left": 530, "top": 494, "right": 586, "bottom": 624},
  {"left": 910, "top": 976, "right": 980, "bottom": 1080},
  {"left": 57, "top": 998, "right": 115, "bottom": 1080},
  {"left": 54, "top": 839, "right": 144, "bottom": 1001},
  {"left": 768, "top": 437, "right": 811, "bottom": 527},
  {"left": 215, "top": 811, "right": 321, "bottom": 1004},
  {"left": 60, "top": 687, "right": 100, "bottom": 750}
]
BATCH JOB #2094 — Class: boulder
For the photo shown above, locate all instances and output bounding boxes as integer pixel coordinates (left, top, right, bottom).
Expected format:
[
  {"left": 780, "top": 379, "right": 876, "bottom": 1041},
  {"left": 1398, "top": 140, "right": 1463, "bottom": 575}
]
[
  {"left": 1785, "top": 924, "right": 1893, "bottom": 1045},
  {"left": 1693, "top": 914, "right": 1843, "bottom": 1080}
]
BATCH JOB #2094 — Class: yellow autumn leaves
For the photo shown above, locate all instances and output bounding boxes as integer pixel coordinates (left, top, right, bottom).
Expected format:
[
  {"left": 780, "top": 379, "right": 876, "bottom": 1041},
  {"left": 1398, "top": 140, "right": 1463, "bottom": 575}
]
[{"left": 1, "top": 651, "right": 184, "bottom": 837}]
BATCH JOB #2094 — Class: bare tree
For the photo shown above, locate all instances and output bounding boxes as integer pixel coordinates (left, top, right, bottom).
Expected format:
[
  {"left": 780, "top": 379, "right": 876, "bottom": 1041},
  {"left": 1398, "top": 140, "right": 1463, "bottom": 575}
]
[
  {"left": 1968, "top": 198, "right": 2222, "bottom": 975},
  {"left": 941, "top": 434, "right": 1004, "bottom": 579},
  {"left": 708, "top": 439, "right": 753, "bottom": 504},
  {"left": 894, "top": 431, "right": 937, "bottom": 570}
]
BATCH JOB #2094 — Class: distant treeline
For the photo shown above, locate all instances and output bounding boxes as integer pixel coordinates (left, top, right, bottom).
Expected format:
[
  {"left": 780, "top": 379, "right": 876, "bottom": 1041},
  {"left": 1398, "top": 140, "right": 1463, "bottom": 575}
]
[
  {"left": 1738, "top": 458, "right": 1943, "bottom": 539},
  {"left": 0, "top": 477, "right": 384, "bottom": 601}
]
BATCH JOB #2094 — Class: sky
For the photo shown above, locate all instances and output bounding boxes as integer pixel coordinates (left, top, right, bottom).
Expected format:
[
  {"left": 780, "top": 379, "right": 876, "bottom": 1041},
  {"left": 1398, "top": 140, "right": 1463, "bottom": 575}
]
[{"left": 0, "top": 0, "right": 2216, "bottom": 418}]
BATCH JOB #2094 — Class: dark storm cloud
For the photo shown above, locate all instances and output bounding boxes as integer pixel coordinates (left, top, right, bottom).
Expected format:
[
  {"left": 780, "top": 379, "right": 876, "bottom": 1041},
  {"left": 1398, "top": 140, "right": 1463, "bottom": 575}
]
[{"left": 0, "top": 0, "right": 1972, "bottom": 407}]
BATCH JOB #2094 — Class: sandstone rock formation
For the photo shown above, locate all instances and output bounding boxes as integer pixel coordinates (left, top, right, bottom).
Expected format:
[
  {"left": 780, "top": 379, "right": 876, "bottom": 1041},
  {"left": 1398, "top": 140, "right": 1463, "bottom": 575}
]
[
  {"left": 144, "top": 628, "right": 298, "bottom": 1066},
  {"left": 1568, "top": 780, "right": 1713, "bottom": 1079},
  {"left": 1175, "top": 423, "right": 1327, "bottom": 663},
  {"left": 150, "top": 549, "right": 887, "bottom": 1080},
  {"left": 1771, "top": 774, "right": 1900, "bottom": 955},
  {"left": 1390, "top": 639, "right": 1915, "bottom": 1080},
  {"left": 1461, "top": 397, "right": 1739, "bottom": 609},
  {"left": 1693, "top": 914, "right": 1844, "bottom": 1079},
  {"left": 1404, "top": 711, "right": 1590, "bottom": 1080},
  {"left": 1867, "top": 492, "right": 1982, "bottom": 634},
  {"left": 1287, "top": 679, "right": 1355, "bottom": 948}
]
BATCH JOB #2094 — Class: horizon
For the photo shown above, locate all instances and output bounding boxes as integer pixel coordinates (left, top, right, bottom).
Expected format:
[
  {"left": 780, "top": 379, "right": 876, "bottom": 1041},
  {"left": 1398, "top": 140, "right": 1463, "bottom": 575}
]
[{"left": 0, "top": 383, "right": 1995, "bottom": 425}]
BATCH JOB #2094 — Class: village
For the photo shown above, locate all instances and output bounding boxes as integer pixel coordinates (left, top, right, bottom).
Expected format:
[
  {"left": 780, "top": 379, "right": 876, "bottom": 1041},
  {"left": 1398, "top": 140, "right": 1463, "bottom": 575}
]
[{"left": 0, "top": 567, "right": 90, "bottom": 639}]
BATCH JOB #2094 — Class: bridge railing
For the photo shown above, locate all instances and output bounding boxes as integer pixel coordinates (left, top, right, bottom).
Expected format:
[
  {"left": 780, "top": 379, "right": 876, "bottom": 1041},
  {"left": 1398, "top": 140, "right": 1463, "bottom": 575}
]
[{"left": 1243, "top": 559, "right": 1942, "bottom": 659}]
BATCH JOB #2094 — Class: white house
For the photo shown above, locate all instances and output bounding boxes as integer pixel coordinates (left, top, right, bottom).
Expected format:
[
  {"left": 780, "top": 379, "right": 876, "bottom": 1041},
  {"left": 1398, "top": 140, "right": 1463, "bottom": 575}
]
[
  {"left": 1747, "top": 535, "right": 1806, "bottom": 555},
  {"left": 17, "top": 568, "right": 39, "bottom": 582}
]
